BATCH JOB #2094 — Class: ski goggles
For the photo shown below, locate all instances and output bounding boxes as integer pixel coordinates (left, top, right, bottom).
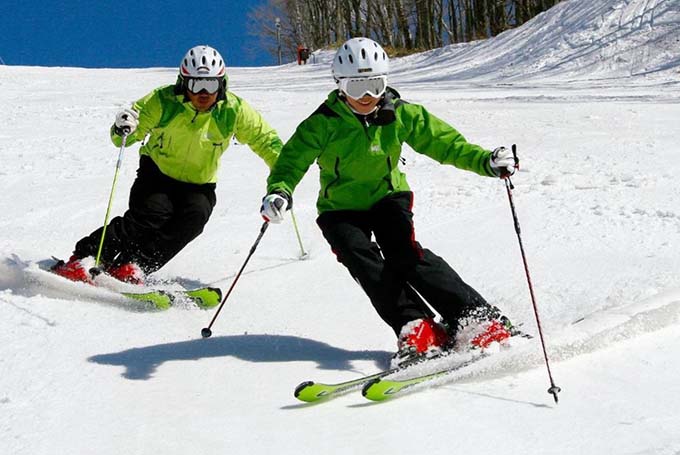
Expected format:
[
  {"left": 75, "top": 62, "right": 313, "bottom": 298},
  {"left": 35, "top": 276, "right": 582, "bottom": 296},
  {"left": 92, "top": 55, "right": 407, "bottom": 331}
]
[
  {"left": 186, "top": 77, "right": 221, "bottom": 94},
  {"left": 338, "top": 75, "right": 387, "bottom": 100}
]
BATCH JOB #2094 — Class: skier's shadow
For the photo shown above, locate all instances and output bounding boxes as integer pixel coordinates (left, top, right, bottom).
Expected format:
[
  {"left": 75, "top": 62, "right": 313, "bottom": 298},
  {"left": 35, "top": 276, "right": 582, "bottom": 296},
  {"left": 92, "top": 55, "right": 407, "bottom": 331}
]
[{"left": 88, "top": 334, "right": 392, "bottom": 380}]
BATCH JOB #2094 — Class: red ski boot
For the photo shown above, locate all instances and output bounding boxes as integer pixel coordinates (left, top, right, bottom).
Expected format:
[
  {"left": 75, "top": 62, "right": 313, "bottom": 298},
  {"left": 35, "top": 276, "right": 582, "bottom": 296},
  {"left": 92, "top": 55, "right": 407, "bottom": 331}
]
[
  {"left": 106, "top": 263, "right": 145, "bottom": 285},
  {"left": 391, "top": 318, "right": 451, "bottom": 368},
  {"left": 51, "top": 256, "right": 93, "bottom": 284},
  {"left": 470, "top": 319, "right": 512, "bottom": 349}
]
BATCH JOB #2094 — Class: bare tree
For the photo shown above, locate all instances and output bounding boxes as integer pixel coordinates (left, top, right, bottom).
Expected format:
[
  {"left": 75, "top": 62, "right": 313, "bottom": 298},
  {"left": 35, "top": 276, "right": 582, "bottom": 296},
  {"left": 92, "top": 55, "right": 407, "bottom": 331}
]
[{"left": 247, "top": 0, "right": 564, "bottom": 61}]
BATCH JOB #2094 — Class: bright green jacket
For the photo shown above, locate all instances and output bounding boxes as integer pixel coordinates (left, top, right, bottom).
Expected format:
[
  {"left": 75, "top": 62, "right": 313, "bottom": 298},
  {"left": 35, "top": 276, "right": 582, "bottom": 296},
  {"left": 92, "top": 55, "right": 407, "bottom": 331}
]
[
  {"left": 112, "top": 85, "right": 282, "bottom": 184},
  {"left": 267, "top": 89, "right": 497, "bottom": 213}
]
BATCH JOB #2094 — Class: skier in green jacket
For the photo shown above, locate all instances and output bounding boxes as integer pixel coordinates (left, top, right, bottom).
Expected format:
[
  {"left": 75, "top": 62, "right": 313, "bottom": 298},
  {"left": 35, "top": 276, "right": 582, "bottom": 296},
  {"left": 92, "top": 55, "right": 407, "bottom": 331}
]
[
  {"left": 53, "top": 45, "right": 282, "bottom": 285},
  {"left": 261, "top": 38, "right": 520, "bottom": 366}
]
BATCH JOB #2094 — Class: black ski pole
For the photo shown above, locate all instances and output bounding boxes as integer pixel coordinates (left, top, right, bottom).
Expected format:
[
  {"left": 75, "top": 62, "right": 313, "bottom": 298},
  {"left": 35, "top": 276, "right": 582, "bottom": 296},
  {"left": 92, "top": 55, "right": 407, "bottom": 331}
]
[
  {"left": 201, "top": 221, "right": 270, "bottom": 338},
  {"left": 503, "top": 144, "right": 561, "bottom": 403}
]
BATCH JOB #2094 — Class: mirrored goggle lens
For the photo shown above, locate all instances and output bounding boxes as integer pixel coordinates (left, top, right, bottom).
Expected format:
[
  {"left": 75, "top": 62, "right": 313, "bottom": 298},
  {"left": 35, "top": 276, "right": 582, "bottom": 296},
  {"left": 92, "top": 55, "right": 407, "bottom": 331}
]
[
  {"left": 340, "top": 76, "right": 387, "bottom": 99},
  {"left": 187, "top": 78, "right": 221, "bottom": 94}
]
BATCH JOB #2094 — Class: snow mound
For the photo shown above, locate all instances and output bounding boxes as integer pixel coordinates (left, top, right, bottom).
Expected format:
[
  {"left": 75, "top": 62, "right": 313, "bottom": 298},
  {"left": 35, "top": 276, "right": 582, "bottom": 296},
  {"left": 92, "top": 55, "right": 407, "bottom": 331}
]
[
  {"left": 393, "top": 0, "right": 680, "bottom": 83},
  {"left": 395, "top": 289, "right": 680, "bottom": 397},
  {"left": 0, "top": 255, "right": 157, "bottom": 310}
]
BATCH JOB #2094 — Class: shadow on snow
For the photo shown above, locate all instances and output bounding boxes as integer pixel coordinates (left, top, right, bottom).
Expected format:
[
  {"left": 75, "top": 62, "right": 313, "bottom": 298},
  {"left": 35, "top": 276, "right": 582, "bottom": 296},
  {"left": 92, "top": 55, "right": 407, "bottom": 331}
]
[{"left": 88, "top": 334, "right": 392, "bottom": 380}]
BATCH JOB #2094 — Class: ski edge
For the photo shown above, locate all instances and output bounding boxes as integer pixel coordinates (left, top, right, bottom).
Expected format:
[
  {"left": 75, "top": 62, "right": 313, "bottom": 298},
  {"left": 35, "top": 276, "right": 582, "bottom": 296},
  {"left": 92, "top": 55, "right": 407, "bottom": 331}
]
[
  {"left": 362, "top": 353, "right": 489, "bottom": 401},
  {"left": 292, "top": 353, "right": 458, "bottom": 403},
  {"left": 122, "top": 286, "right": 222, "bottom": 310},
  {"left": 121, "top": 289, "right": 174, "bottom": 310}
]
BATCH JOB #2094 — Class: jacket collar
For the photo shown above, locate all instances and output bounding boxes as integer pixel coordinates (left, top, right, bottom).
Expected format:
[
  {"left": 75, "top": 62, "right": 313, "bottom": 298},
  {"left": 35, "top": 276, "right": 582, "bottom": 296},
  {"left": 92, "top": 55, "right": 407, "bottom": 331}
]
[{"left": 174, "top": 92, "right": 223, "bottom": 114}]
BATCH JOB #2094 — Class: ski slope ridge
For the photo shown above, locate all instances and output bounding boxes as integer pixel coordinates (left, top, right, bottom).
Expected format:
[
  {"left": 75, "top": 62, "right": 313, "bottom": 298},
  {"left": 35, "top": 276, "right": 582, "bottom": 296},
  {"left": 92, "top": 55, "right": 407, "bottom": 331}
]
[{"left": 396, "top": 0, "right": 680, "bottom": 83}]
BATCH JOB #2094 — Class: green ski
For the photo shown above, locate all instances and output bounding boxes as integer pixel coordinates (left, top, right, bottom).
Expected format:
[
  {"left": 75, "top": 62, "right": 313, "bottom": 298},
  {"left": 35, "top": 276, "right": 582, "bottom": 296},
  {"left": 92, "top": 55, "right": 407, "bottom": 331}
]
[
  {"left": 293, "top": 354, "right": 450, "bottom": 403},
  {"left": 294, "top": 369, "right": 396, "bottom": 403},
  {"left": 122, "top": 287, "right": 222, "bottom": 310},
  {"left": 361, "top": 353, "right": 488, "bottom": 401}
]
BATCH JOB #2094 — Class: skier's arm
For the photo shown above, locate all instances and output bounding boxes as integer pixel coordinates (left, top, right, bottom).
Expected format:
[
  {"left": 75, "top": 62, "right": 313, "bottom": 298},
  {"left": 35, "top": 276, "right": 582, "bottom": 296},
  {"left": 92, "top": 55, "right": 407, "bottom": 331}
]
[
  {"left": 401, "top": 103, "right": 496, "bottom": 177},
  {"left": 110, "top": 89, "right": 163, "bottom": 148},
  {"left": 233, "top": 98, "right": 283, "bottom": 169},
  {"left": 266, "top": 119, "right": 323, "bottom": 198}
]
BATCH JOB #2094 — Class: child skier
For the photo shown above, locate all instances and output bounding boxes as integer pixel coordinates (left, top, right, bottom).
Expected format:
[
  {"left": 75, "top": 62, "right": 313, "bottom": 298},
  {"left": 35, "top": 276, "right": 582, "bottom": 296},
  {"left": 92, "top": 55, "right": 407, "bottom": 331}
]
[
  {"left": 53, "top": 45, "right": 282, "bottom": 284},
  {"left": 261, "top": 38, "right": 520, "bottom": 365}
]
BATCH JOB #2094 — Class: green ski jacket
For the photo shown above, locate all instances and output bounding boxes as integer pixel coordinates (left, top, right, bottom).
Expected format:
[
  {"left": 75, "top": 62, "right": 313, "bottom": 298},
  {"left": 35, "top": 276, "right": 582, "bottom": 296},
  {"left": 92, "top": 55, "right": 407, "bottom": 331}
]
[
  {"left": 112, "top": 85, "right": 282, "bottom": 184},
  {"left": 267, "top": 89, "right": 497, "bottom": 213}
]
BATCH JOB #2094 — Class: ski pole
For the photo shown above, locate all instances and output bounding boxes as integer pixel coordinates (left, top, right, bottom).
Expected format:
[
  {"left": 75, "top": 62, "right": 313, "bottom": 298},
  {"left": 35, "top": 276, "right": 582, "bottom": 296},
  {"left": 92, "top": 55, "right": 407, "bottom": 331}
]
[
  {"left": 90, "top": 130, "right": 130, "bottom": 276},
  {"left": 289, "top": 208, "right": 308, "bottom": 259},
  {"left": 503, "top": 144, "right": 561, "bottom": 403},
  {"left": 201, "top": 221, "right": 270, "bottom": 338}
]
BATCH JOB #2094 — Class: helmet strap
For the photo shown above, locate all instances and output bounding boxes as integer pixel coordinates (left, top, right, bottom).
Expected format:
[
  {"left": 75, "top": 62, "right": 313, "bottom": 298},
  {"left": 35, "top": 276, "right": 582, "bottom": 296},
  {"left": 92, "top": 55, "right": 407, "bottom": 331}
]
[
  {"left": 173, "top": 75, "right": 185, "bottom": 96},
  {"left": 217, "top": 77, "right": 228, "bottom": 102}
]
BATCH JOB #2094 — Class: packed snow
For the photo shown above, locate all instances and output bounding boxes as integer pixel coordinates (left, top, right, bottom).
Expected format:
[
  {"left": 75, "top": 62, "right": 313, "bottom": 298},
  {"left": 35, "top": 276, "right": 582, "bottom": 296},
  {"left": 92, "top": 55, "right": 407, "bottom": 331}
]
[{"left": 1, "top": 0, "right": 679, "bottom": 453}]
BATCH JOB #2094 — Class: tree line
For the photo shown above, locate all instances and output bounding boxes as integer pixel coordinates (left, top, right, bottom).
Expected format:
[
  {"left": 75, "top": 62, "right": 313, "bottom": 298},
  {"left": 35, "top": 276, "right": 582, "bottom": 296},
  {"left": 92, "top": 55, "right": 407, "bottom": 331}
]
[{"left": 248, "top": 0, "right": 563, "bottom": 61}]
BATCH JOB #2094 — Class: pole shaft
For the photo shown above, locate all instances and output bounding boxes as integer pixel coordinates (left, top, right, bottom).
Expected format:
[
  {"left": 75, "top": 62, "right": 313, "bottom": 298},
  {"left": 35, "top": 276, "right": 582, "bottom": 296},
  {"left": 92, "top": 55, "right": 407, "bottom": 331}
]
[
  {"left": 504, "top": 179, "right": 558, "bottom": 391},
  {"left": 503, "top": 144, "right": 560, "bottom": 402},
  {"left": 205, "top": 222, "right": 270, "bottom": 331},
  {"left": 289, "top": 208, "right": 307, "bottom": 257},
  {"left": 94, "top": 133, "right": 128, "bottom": 267}
]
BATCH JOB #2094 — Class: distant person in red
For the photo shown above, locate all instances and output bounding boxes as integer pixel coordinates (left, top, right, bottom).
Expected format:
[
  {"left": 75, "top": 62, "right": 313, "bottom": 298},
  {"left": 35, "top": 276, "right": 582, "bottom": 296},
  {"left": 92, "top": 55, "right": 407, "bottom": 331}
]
[{"left": 297, "top": 45, "right": 310, "bottom": 65}]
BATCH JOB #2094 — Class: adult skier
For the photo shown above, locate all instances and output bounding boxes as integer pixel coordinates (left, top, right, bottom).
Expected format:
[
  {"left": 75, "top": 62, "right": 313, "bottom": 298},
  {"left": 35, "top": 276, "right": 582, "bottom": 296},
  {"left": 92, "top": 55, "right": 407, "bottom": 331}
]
[
  {"left": 261, "top": 38, "right": 520, "bottom": 365},
  {"left": 53, "top": 45, "right": 282, "bottom": 285}
]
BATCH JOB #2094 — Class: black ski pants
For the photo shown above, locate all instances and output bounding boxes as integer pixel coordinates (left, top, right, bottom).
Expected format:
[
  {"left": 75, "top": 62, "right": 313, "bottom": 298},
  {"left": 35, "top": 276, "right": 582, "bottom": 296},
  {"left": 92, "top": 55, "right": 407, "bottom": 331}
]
[
  {"left": 74, "top": 156, "right": 216, "bottom": 273},
  {"left": 317, "top": 191, "right": 490, "bottom": 336}
]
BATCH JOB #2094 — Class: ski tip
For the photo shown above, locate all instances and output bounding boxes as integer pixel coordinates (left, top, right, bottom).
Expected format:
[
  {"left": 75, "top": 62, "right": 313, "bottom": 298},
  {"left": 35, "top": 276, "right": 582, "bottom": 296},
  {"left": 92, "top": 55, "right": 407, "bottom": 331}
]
[
  {"left": 207, "top": 287, "right": 223, "bottom": 300},
  {"left": 361, "top": 378, "right": 381, "bottom": 397},
  {"left": 294, "top": 381, "right": 315, "bottom": 398},
  {"left": 185, "top": 287, "right": 222, "bottom": 309}
]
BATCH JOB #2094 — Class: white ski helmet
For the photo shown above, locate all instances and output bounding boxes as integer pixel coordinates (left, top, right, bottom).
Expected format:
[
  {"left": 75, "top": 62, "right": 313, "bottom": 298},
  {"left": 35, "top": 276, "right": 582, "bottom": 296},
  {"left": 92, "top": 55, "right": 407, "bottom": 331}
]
[
  {"left": 332, "top": 37, "right": 389, "bottom": 79},
  {"left": 179, "top": 45, "right": 226, "bottom": 78}
]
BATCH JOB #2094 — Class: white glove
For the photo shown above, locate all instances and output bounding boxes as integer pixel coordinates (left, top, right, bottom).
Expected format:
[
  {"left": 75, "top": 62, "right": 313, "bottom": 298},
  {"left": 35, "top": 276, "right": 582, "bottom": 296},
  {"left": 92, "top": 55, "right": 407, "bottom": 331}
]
[
  {"left": 114, "top": 108, "right": 139, "bottom": 136},
  {"left": 260, "top": 193, "right": 289, "bottom": 223},
  {"left": 489, "top": 146, "right": 518, "bottom": 177}
]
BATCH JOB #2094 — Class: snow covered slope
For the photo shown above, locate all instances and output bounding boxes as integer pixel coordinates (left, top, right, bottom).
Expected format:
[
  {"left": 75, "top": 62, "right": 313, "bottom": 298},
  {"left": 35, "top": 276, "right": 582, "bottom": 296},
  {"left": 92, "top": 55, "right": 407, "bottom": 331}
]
[
  {"left": 1, "top": 0, "right": 679, "bottom": 454},
  {"left": 395, "top": 0, "right": 680, "bottom": 82}
]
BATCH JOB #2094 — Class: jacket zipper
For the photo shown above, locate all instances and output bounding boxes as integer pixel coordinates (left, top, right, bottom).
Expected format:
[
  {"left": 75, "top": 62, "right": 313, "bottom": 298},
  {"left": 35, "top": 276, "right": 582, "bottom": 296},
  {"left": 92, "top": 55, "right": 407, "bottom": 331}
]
[
  {"left": 323, "top": 157, "right": 341, "bottom": 198},
  {"left": 385, "top": 156, "right": 395, "bottom": 191}
]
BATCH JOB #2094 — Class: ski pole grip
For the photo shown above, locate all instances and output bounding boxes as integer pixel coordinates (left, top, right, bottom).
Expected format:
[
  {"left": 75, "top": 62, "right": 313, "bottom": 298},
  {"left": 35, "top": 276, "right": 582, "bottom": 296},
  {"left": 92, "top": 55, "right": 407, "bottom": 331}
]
[{"left": 502, "top": 144, "right": 518, "bottom": 188}]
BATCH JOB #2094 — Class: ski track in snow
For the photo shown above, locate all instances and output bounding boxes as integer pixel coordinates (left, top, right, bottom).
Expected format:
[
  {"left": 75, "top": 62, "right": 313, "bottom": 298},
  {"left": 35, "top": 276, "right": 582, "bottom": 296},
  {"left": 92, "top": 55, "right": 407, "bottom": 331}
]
[{"left": 1, "top": 0, "right": 680, "bottom": 454}]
